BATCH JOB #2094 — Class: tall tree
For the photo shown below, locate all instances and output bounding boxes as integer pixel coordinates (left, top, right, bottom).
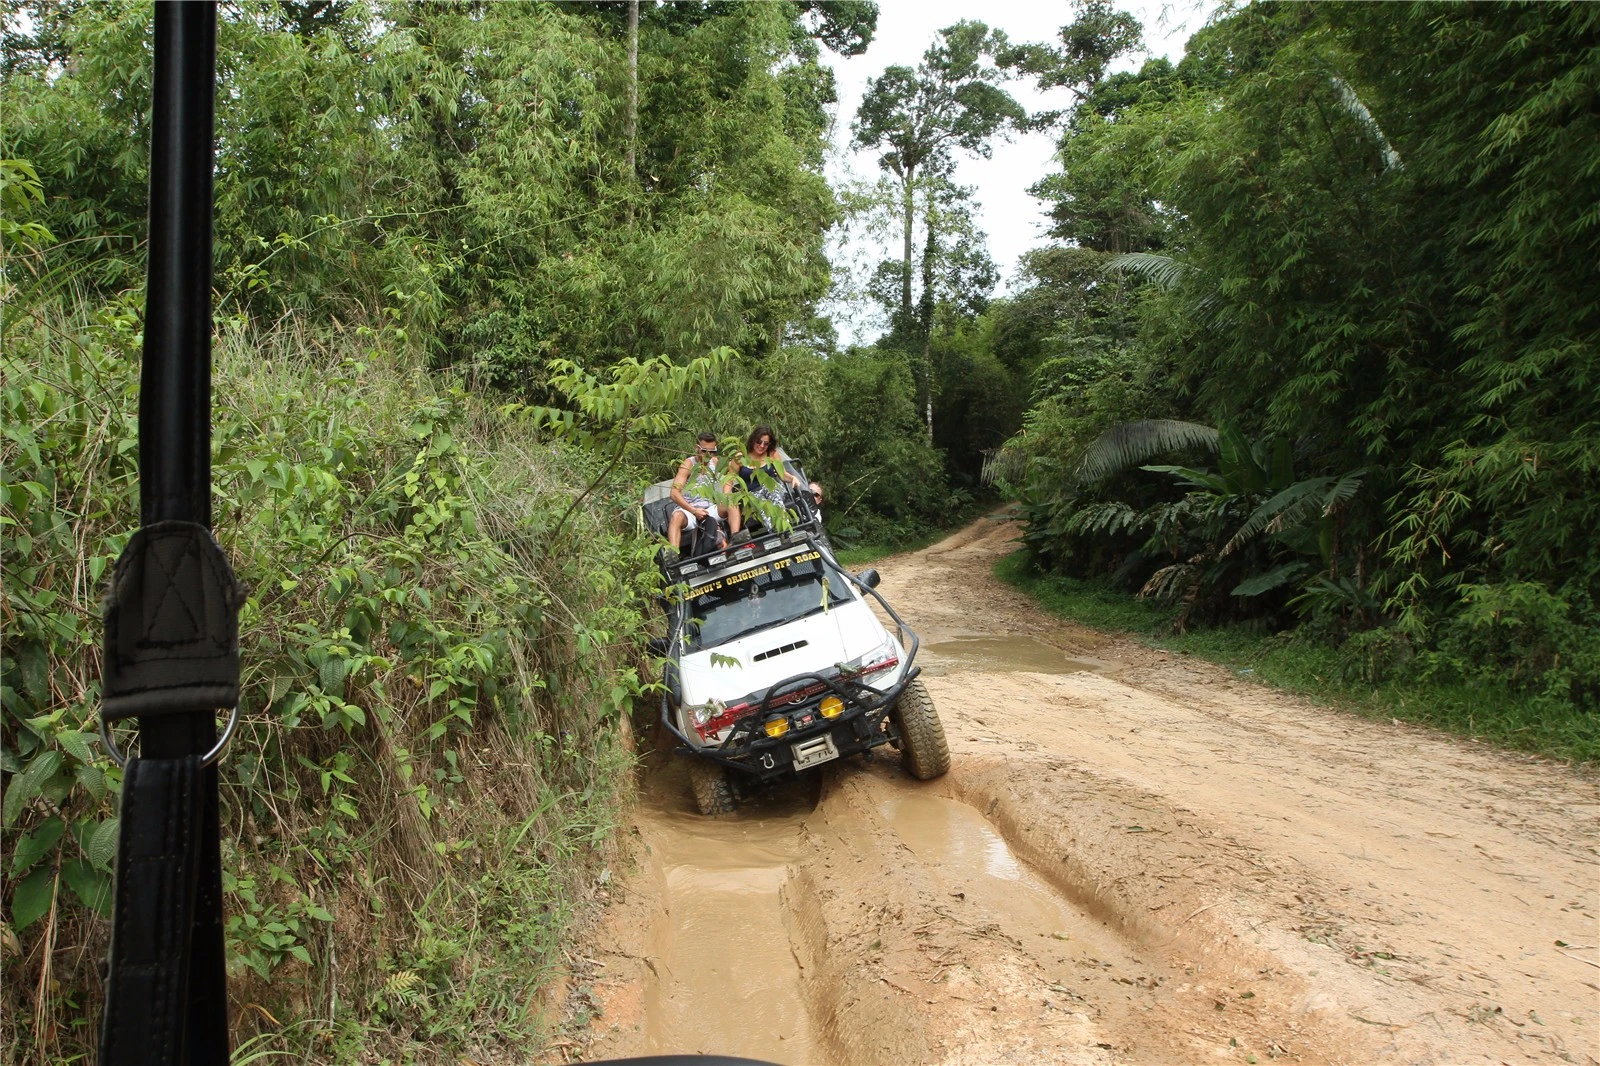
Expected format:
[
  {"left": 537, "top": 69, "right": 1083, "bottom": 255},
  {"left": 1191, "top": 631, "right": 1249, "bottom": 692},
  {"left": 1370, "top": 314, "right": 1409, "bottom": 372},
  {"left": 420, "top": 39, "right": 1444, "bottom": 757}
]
[
  {"left": 853, "top": 21, "right": 1022, "bottom": 336},
  {"left": 626, "top": 0, "right": 638, "bottom": 194},
  {"left": 998, "top": 0, "right": 1144, "bottom": 129},
  {"left": 853, "top": 20, "right": 1023, "bottom": 424}
]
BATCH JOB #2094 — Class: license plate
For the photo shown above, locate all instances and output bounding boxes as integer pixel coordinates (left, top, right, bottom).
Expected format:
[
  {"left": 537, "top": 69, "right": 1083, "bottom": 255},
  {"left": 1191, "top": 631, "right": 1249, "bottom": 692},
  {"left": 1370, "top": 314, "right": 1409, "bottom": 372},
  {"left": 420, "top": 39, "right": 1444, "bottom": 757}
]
[{"left": 791, "top": 733, "right": 840, "bottom": 770}]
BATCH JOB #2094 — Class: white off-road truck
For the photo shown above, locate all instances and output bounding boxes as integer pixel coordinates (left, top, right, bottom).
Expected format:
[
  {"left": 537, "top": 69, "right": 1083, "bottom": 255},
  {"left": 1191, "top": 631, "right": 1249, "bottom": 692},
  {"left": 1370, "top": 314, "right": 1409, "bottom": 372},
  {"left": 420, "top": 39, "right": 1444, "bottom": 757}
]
[{"left": 642, "top": 464, "right": 949, "bottom": 814}]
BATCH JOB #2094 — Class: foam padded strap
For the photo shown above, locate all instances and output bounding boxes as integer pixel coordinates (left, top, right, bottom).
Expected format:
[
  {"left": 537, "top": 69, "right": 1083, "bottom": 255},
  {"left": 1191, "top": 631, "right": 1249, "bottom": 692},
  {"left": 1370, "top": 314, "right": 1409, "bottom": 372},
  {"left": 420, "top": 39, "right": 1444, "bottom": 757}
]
[
  {"left": 100, "top": 755, "right": 229, "bottom": 1066},
  {"left": 102, "top": 522, "right": 241, "bottom": 721}
]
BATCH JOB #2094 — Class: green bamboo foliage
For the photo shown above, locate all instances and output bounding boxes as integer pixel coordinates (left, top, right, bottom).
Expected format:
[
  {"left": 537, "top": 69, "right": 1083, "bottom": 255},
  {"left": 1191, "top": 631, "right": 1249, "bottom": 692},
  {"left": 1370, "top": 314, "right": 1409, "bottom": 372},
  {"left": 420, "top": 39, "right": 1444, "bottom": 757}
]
[{"left": 998, "top": 1, "right": 1598, "bottom": 710}]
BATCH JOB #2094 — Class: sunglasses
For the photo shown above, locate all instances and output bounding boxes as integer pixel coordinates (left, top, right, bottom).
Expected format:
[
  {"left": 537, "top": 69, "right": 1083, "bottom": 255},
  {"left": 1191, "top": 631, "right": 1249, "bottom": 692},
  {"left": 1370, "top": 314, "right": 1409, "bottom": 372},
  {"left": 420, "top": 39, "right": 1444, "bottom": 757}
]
[
  {"left": 698, "top": 445, "right": 719, "bottom": 454},
  {"left": 754, "top": 437, "right": 772, "bottom": 447}
]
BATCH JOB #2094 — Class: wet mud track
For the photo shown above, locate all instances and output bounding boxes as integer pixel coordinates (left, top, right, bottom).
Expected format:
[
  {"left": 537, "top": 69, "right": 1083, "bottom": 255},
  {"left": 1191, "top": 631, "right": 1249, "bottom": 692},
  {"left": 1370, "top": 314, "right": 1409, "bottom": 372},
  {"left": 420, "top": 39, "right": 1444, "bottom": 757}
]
[{"left": 567, "top": 516, "right": 1600, "bottom": 1065}]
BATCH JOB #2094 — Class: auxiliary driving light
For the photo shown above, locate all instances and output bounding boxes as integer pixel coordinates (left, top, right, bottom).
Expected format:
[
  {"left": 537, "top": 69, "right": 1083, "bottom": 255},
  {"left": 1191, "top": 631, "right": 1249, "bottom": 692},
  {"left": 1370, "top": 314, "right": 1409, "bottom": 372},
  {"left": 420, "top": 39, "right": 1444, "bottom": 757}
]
[
  {"left": 763, "top": 717, "right": 790, "bottom": 738},
  {"left": 819, "top": 696, "right": 844, "bottom": 718}
]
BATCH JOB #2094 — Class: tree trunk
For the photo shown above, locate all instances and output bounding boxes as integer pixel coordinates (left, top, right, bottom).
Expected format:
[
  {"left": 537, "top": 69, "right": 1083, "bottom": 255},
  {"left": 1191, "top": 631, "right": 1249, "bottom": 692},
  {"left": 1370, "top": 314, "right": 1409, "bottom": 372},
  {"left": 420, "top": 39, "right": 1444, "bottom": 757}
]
[
  {"left": 919, "top": 186, "right": 937, "bottom": 440},
  {"left": 626, "top": 0, "right": 639, "bottom": 195},
  {"left": 899, "top": 167, "right": 915, "bottom": 337}
]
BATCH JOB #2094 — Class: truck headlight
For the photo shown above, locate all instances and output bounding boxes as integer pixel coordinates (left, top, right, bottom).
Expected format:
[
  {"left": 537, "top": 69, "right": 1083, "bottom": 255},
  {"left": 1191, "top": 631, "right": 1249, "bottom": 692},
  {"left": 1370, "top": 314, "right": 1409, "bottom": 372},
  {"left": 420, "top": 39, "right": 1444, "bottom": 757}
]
[
  {"left": 689, "top": 700, "right": 721, "bottom": 727},
  {"left": 841, "top": 640, "right": 898, "bottom": 678}
]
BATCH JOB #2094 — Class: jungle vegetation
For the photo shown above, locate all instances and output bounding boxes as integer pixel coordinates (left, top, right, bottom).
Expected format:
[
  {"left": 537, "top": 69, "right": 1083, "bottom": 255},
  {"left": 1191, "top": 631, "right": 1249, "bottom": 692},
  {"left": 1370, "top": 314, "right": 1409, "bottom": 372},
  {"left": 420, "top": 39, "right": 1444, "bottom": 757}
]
[{"left": 985, "top": 1, "right": 1598, "bottom": 755}]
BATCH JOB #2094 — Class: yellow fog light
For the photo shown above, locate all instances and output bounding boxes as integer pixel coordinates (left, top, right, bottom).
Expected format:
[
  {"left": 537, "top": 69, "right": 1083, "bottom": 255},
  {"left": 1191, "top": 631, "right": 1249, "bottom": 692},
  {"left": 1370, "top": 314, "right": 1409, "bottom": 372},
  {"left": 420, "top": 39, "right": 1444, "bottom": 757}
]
[
  {"left": 819, "top": 696, "right": 844, "bottom": 719},
  {"left": 763, "top": 717, "right": 790, "bottom": 738}
]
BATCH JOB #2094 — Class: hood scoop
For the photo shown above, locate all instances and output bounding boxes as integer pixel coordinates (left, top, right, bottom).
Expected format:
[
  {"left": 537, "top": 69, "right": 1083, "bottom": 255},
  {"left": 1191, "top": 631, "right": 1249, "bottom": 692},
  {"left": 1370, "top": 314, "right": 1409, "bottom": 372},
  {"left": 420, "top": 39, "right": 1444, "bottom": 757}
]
[{"left": 754, "top": 639, "right": 809, "bottom": 663}]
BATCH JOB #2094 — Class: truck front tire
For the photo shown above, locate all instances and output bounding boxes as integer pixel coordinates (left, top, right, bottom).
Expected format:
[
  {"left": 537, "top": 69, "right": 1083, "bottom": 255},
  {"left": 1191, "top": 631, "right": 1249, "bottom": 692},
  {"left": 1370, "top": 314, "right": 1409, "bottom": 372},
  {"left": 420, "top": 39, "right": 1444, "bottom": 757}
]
[
  {"left": 892, "top": 678, "right": 950, "bottom": 780},
  {"left": 689, "top": 759, "right": 738, "bottom": 815}
]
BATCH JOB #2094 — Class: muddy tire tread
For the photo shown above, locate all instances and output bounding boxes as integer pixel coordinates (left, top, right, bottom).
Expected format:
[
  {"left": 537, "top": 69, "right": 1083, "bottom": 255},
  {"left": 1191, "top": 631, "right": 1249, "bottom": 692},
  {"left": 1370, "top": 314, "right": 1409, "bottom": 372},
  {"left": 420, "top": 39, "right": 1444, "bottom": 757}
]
[
  {"left": 893, "top": 678, "right": 950, "bottom": 780},
  {"left": 688, "top": 759, "right": 738, "bottom": 815}
]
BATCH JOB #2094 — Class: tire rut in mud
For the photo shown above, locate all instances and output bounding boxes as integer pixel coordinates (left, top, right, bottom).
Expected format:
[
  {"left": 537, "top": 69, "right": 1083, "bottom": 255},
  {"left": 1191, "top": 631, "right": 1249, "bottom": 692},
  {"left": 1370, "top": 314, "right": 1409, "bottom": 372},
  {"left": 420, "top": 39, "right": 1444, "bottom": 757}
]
[{"left": 575, "top": 753, "right": 1368, "bottom": 1064}]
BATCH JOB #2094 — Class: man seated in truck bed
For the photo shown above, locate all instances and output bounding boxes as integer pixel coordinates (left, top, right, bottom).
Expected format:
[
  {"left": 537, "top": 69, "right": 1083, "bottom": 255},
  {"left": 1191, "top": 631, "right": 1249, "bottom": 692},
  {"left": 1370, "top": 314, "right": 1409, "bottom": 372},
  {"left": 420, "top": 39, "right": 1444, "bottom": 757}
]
[{"left": 666, "top": 431, "right": 746, "bottom": 558}]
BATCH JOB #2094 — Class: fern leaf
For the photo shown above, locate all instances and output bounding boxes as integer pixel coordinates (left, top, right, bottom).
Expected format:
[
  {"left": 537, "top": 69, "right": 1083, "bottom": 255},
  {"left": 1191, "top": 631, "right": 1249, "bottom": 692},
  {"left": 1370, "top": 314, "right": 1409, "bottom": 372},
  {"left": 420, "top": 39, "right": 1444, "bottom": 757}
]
[{"left": 383, "top": 970, "right": 421, "bottom": 998}]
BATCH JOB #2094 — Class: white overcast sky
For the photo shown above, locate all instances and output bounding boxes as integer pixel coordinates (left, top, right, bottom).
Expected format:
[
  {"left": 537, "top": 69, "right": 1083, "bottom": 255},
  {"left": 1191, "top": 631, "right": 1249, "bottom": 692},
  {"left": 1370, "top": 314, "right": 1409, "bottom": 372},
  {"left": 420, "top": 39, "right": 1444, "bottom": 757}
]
[{"left": 820, "top": 0, "right": 1219, "bottom": 343}]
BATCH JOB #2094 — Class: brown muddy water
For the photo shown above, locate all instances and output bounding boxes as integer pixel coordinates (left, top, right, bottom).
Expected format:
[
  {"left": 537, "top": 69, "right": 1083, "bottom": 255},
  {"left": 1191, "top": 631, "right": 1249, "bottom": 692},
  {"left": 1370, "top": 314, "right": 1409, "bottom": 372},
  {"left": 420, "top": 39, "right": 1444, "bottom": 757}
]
[
  {"left": 920, "top": 635, "right": 1107, "bottom": 676},
  {"left": 638, "top": 793, "right": 828, "bottom": 1063}
]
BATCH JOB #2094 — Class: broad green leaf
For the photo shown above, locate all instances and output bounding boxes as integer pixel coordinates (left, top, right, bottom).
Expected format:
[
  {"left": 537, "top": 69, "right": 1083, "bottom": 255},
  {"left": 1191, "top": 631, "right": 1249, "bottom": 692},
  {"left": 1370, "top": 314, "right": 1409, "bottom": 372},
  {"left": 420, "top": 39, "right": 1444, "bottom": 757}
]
[
  {"left": 87, "top": 818, "right": 119, "bottom": 872},
  {"left": 55, "top": 729, "right": 94, "bottom": 765},
  {"left": 10, "top": 866, "right": 55, "bottom": 930},
  {"left": 76, "top": 764, "right": 108, "bottom": 800},
  {"left": 318, "top": 657, "right": 348, "bottom": 693},
  {"left": 60, "top": 858, "right": 111, "bottom": 917},
  {"left": 10, "top": 816, "right": 66, "bottom": 877},
  {"left": 3, "top": 750, "right": 62, "bottom": 827}
]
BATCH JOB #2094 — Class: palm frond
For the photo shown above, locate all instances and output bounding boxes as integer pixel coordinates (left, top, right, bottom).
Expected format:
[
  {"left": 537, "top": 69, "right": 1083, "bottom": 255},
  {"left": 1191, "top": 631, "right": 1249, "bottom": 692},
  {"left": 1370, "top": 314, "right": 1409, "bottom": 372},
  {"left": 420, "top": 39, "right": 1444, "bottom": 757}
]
[
  {"left": 1222, "top": 476, "right": 1333, "bottom": 556},
  {"left": 1105, "top": 252, "right": 1190, "bottom": 291},
  {"left": 1142, "top": 463, "right": 1230, "bottom": 494},
  {"left": 1279, "top": 471, "right": 1366, "bottom": 535},
  {"left": 1222, "top": 466, "right": 1368, "bottom": 558},
  {"left": 1231, "top": 561, "right": 1312, "bottom": 597},
  {"left": 981, "top": 445, "right": 1027, "bottom": 487},
  {"left": 1321, "top": 468, "right": 1366, "bottom": 516},
  {"left": 1138, "top": 562, "right": 1199, "bottom": 601},
  {"left": 1063, "top": 500, "right": 1147, "bottom": 538},
  {"left": 1076, "top": 419, "right": 1219, "bottom": 485}
]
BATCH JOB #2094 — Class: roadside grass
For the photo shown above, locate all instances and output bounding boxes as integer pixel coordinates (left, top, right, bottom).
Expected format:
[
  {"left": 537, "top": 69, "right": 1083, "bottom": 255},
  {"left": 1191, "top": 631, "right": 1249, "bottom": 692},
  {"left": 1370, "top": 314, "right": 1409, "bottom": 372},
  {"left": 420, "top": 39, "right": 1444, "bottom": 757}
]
[
  {"left": 2, "top": 301, "right": 645, "bottom": 1063},
  {"left": 995, "top": 552, "right": 1599, "bottom": 767}
]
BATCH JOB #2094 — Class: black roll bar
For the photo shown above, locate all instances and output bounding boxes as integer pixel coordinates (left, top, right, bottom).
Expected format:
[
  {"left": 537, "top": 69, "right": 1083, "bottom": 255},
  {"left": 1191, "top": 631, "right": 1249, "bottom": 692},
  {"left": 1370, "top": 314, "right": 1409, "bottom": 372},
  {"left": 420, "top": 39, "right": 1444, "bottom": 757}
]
[{"left": 141, "top": 3, "right": 216, "bottom": 532}]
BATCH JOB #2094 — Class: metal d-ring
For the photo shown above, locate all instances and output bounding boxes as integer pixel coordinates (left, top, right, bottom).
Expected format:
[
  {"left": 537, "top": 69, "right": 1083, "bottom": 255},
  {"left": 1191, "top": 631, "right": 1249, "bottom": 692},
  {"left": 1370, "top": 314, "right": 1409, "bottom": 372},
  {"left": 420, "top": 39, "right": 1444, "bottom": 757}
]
[{"left": 98, "top": 703, "right": 240, "bottom": 769}]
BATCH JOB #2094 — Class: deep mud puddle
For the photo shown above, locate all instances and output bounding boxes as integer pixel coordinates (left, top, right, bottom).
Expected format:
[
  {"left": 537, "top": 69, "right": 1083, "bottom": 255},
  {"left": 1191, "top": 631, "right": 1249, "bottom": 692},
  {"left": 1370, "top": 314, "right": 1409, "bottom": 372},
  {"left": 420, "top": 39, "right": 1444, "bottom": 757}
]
[
  {"left": 574, "top": 516, "right": 1600, "bottom": 1066},
  {"left": 631, "top": 777, "right": 834, "bottom": 1064}
]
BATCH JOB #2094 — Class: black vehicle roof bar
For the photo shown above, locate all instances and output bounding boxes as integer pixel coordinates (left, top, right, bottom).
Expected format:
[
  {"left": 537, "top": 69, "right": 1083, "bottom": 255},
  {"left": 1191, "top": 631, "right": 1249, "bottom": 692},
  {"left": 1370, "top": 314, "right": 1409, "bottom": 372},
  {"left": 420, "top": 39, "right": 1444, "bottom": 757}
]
[{"left": 98, "top": 4, "right": 239, "bottom": 1064}]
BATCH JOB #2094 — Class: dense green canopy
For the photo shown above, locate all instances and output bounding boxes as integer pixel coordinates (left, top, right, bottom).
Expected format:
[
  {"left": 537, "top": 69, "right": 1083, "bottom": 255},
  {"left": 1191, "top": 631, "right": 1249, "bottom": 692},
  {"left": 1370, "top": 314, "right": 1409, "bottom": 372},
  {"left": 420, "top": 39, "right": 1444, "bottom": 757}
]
[{"left": 992, "top": 0, "right": 1598, "bottom": 711}]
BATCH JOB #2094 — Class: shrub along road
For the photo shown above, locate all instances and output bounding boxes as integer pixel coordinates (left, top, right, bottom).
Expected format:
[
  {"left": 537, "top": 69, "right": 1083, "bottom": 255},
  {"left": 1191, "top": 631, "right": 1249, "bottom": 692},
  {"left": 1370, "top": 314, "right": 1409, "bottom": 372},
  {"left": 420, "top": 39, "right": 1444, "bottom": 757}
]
[{"left": 564, "top": 516, "right": 1599, "bottom": 1065}]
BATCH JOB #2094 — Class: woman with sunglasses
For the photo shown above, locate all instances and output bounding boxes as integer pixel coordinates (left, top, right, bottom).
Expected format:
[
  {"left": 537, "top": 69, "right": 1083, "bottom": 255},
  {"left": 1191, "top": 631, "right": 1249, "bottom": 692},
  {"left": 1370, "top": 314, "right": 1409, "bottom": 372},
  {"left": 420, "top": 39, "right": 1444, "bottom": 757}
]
[{"left": 731, "top": 424, "right": 805, "bottom": 532}]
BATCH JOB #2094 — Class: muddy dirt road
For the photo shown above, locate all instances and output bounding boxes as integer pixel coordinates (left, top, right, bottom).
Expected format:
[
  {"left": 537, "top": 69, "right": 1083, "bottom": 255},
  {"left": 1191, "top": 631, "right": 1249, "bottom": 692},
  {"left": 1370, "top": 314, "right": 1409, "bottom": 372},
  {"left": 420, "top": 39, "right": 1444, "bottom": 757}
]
[{"left": 568, "top": 516, "right": 1599, "bottom": 1065}]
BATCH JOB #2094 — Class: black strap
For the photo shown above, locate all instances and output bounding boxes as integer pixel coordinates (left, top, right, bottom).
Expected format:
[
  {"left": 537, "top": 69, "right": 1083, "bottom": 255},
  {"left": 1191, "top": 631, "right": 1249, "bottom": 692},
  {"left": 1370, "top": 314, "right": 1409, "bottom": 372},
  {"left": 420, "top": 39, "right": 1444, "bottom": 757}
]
[
  {"left": 100, "top": 5, "right": 232, "bottom": 1062},
  {"left": 100, "top": 522, "right": 238, "bottom": 1066},
  {"left": 100, "top": 756, "right": 230, "bottom": 1066}
]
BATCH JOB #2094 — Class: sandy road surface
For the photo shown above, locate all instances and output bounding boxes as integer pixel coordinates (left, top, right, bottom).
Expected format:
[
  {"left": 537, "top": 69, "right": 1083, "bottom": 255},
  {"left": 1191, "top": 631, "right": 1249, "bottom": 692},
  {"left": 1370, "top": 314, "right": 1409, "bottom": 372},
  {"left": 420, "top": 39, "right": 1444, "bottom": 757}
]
[{"left": 565, "top": 515, "right": 1599, "bottom": 1065}]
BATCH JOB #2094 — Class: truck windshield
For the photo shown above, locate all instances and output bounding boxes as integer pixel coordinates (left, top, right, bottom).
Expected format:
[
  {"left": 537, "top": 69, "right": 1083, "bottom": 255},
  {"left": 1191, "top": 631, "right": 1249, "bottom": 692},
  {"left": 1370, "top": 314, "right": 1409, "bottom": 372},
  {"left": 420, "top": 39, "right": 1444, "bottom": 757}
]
[{"left": 682, "top": 549, "right": 844, "bottom": 651}]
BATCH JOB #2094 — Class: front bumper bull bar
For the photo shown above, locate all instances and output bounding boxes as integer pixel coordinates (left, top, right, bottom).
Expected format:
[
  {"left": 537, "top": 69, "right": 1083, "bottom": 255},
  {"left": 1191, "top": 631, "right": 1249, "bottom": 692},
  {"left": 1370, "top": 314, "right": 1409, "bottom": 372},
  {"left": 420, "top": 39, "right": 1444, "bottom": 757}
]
[{"left": 660, "top": 563, "right": 921, "bottom": 782}]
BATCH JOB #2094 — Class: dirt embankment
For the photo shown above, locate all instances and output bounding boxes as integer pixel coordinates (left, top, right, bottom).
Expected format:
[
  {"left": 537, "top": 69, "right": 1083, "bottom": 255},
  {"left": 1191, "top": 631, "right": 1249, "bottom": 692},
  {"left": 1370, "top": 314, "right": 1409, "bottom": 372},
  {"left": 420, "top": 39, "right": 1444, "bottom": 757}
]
[{"left": 561, "top": 515, "right": 1600, "bottom": 1065}]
